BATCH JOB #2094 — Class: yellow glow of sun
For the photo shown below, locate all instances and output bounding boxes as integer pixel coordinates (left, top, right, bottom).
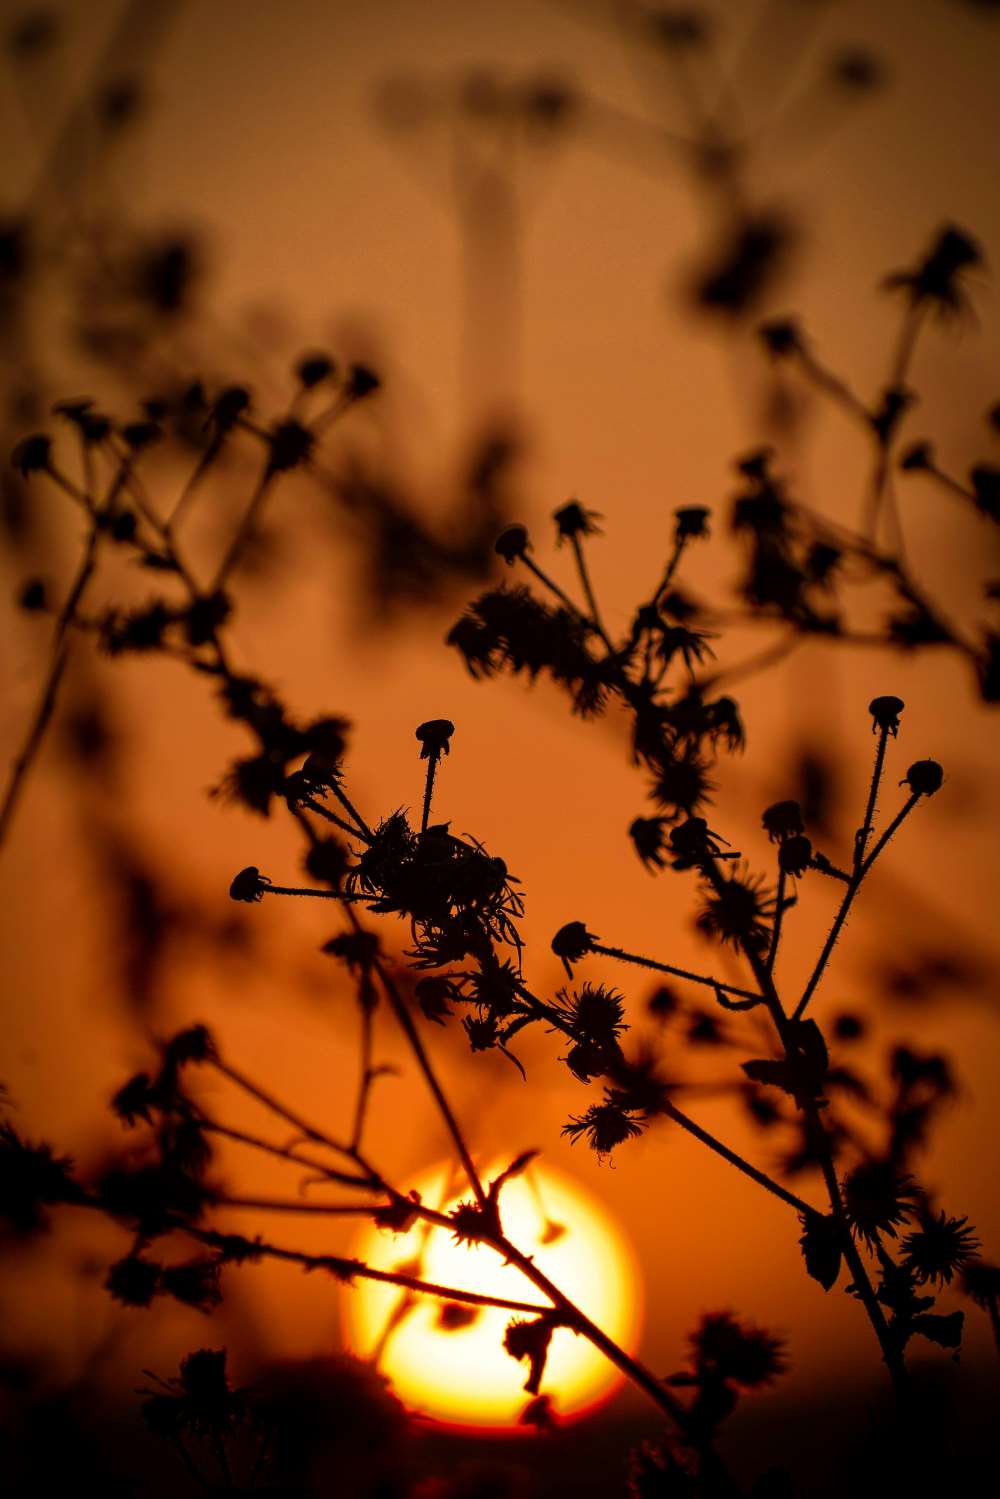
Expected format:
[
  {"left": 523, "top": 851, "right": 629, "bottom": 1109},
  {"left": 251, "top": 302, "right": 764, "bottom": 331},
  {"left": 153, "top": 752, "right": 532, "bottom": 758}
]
[{"left": 343, "top": 1158, "right": 641, "bottom": 1430}]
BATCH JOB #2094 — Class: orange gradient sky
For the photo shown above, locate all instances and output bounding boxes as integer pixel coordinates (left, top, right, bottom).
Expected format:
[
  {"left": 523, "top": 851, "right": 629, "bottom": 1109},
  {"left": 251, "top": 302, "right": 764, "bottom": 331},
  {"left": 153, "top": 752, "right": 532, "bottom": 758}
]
[{"left": 1, "top": 0, "right": 999, "bottom": 1430}]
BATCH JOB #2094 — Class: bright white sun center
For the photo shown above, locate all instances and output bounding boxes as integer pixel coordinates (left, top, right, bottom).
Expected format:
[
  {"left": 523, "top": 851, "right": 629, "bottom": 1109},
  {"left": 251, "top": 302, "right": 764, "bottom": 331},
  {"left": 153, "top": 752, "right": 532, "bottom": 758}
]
[{"left": 343, "top": 1159, "right": 641, "bottom": 1430}]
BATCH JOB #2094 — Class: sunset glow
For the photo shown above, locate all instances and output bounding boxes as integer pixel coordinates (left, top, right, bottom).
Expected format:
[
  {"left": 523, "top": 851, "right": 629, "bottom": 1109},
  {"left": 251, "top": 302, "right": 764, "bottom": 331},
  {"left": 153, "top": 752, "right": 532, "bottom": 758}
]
[{"left": 344, "top": 1160, "right": 642, "bottom": 1429}]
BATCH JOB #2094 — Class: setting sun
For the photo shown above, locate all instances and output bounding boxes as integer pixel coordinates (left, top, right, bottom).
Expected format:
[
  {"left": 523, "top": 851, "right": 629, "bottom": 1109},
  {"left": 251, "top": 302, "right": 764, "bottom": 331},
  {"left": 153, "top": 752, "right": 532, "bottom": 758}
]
[{"left": 343, "top": 1159, "right": 642, "bottom": 1430}]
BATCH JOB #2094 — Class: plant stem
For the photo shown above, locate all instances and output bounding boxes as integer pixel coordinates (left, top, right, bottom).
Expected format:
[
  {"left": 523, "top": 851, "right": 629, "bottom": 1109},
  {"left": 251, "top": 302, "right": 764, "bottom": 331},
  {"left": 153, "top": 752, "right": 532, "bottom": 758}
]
[
  {"left": 591, "top": 941, "right": 763, "bottom": 1005},
  {"left": 188, "top": 1225, "right": 553, "bottom": 1316},
  {"left": 794, "top": 790, "right": 920, "bottom": 1021}
]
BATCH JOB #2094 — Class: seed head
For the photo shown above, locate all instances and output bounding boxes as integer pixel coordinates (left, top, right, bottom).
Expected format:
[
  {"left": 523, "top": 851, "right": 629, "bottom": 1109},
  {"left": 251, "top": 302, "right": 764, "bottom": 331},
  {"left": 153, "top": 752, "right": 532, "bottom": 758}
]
[{"left": 868, "top": 695, "right": 905, "bottom": 735}]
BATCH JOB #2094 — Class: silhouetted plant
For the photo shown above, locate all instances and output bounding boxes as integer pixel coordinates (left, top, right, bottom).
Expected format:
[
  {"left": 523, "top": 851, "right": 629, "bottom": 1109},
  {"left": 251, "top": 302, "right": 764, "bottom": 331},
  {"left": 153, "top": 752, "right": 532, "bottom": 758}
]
[
  {"left": 2, "top": 281, "right": 996, "bottom": 1492},
  {"left": 3, "top": 8, "right": 999, "bottom": 1494}
]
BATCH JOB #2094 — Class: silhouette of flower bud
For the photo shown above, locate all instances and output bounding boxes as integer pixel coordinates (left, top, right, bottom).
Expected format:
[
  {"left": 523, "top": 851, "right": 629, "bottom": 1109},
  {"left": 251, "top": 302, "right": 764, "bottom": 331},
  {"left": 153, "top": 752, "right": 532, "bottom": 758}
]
[
  {"left": 629, "top": 816, "right": 667, "bottom": 870},
  {"left": 868, "top": 695, "right": 905, "bottom": 735},
  {"left": 346, "top": 363, "right": 380, "bottom": 400},
  {"left": 295, "top": 352, "right": 335, "bottom": 388},
  {"left": 761, "top": 800, "right": 803, "bottom": 842},
  {"left": 495, "top": 524, "right": 530, "bottom": 564},
  {"left": 735, "top": 448, "right": 774, "bottom": 482},
  {"left": 267, "top": 419, "right": 313, "bottom": 473},
  {"left": 122, "top": 420, "right": 161, "bottom": 451},
  {"left": 11, "top": 433, "right": 51, "bottom": 475},
  {"left": 778, "top": 834, "right": 812, "bottom": 877},
  {"left": 674, "top": 505, "right": 711, "bottom": 539},
  {"left": 210, "top": 386, "right": 250, "bottom": 432},
  {"left": 885, "top": 224, "right": 982, "bottom": 318},
  {"left": 415, "top": 976, "right": 455, "bottom": 1024},
  {"left": 668, "top": 817, "right": 711, "bottom": 858},
  {"left": 53, "top": 399, "right": 111, "bottom": 444},
  {"left": 111, "top": 1073, "right": 156, "bottom": 1127},
  {"left": 902, "top": 759, "right": 943, "bottom": 796},
  {"left": 18, "top": 577, "right": 46, "bottom": 611},
  {"left": 899, "top": 441, "right": 934, "bottom": 471},
  {"left": 553, "top": 500, "right": 602, "bottom": 542},
  {"left": 304, "top": 717, "right": 349, "bottom": 762},
  {"left": 229, "top": 866, "right": 268, "bottom": 902},
  {"left": 758, "top": 319, "right": 802, "bottom": 357},
  {"left": 552, "top": 921, "right": 597, "bottom": 976},
  {"left": 415, "top": 719, "right": 455, "bottom": 758},
  {"left": 163, "top": 1025, "right": 216, "bottom": 1065}
]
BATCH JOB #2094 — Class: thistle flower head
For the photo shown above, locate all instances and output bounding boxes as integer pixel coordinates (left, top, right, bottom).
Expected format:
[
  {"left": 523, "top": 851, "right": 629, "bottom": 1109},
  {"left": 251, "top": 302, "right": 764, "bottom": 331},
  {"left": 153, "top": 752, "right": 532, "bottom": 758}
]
[
  {"left": 761, "top": 800, "right": 803, "bottom": 843},
  {"left": 778, "top": 834, "right": 812, "bottom": 877},
  {"left": 689, "top": 1311, "right": 787, "bottom": 1388},
  {"left": 901, "top": 1210, "right": 980, "bottom": 1286},
  {"left": 869, "top": 695, "right": 905, "bottom": 735},
  {"left": 695, "top": 869, "right": 773, "bottom": 952},
  {"left": 674, "top": 504, "right": 711, "bottom": 540},
  {"left": 495, "top": 524, "right": 530, "bottom": 564},
  {"left": 415, "top": 719, "right": 455, "bottom": 758},
  {"left": 229, "top": 866, "right": 268, "bottom": 902},
  {"left": 902, "top": 759, "right": 943, "bottom": 796},
  {"left": 553, "top": 500, "right": 602, "bottom": 543},
  {"left": 842, "top": 1159, "right": 921, "bottom": 1245}
]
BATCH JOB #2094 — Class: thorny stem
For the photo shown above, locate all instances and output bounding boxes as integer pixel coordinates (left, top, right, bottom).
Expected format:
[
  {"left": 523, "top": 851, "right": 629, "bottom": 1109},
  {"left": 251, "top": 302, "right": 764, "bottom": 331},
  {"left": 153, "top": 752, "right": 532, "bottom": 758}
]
[
  {"left": 766, "top": 867, "right": 787, "bottom": 975},
  {"left": 570, "top": 534, "right": 613, "bottom": 650},
  {"left": 794, "top": 789, "right": 921, "bottom": 1023},
  {"left": 184, "top": 1225, "right": 554, "bottom": 1318},
  {"left": 214, "top": 1195, "right": 390, "bottom": 1215},
  {"left": 659, "top": 1099, "right": 814, "bottom": 1218},
  {"left": 258, "top": 883, "right": 379, "bottom": 902},
  {"left": 519, "top": 553, "right": 588, "bottom": 619},
  {"left": 701, "top": 858, "right": 907, "bottom": 1395},
  {"left": 856, "top": 726, "right": 890, "bottom": 869},
  {"left": 208, "top": 1054, "right": 360, "bottom": 1166},
  {"left": 328, "top": 782, "right": 374, "bottom": 841},
  {"left": 302, "top": 794, "right": 367, "bottom": 840},
  {"left": 591, "top": 941, "right": 764, "bottom": 1005},
  {"left": 420, "top": 750, "right": 442, "bottom": 836},
  {"left": 195, "top": 1117, "right": 375, "bottom": 1191}
]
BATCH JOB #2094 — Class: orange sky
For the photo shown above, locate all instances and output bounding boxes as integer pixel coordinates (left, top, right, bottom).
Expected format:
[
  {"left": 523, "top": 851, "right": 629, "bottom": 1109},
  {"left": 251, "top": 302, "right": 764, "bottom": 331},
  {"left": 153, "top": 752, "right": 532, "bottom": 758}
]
[{"left": 1, "top": 0, "right": 999, "bottom": 1436}]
